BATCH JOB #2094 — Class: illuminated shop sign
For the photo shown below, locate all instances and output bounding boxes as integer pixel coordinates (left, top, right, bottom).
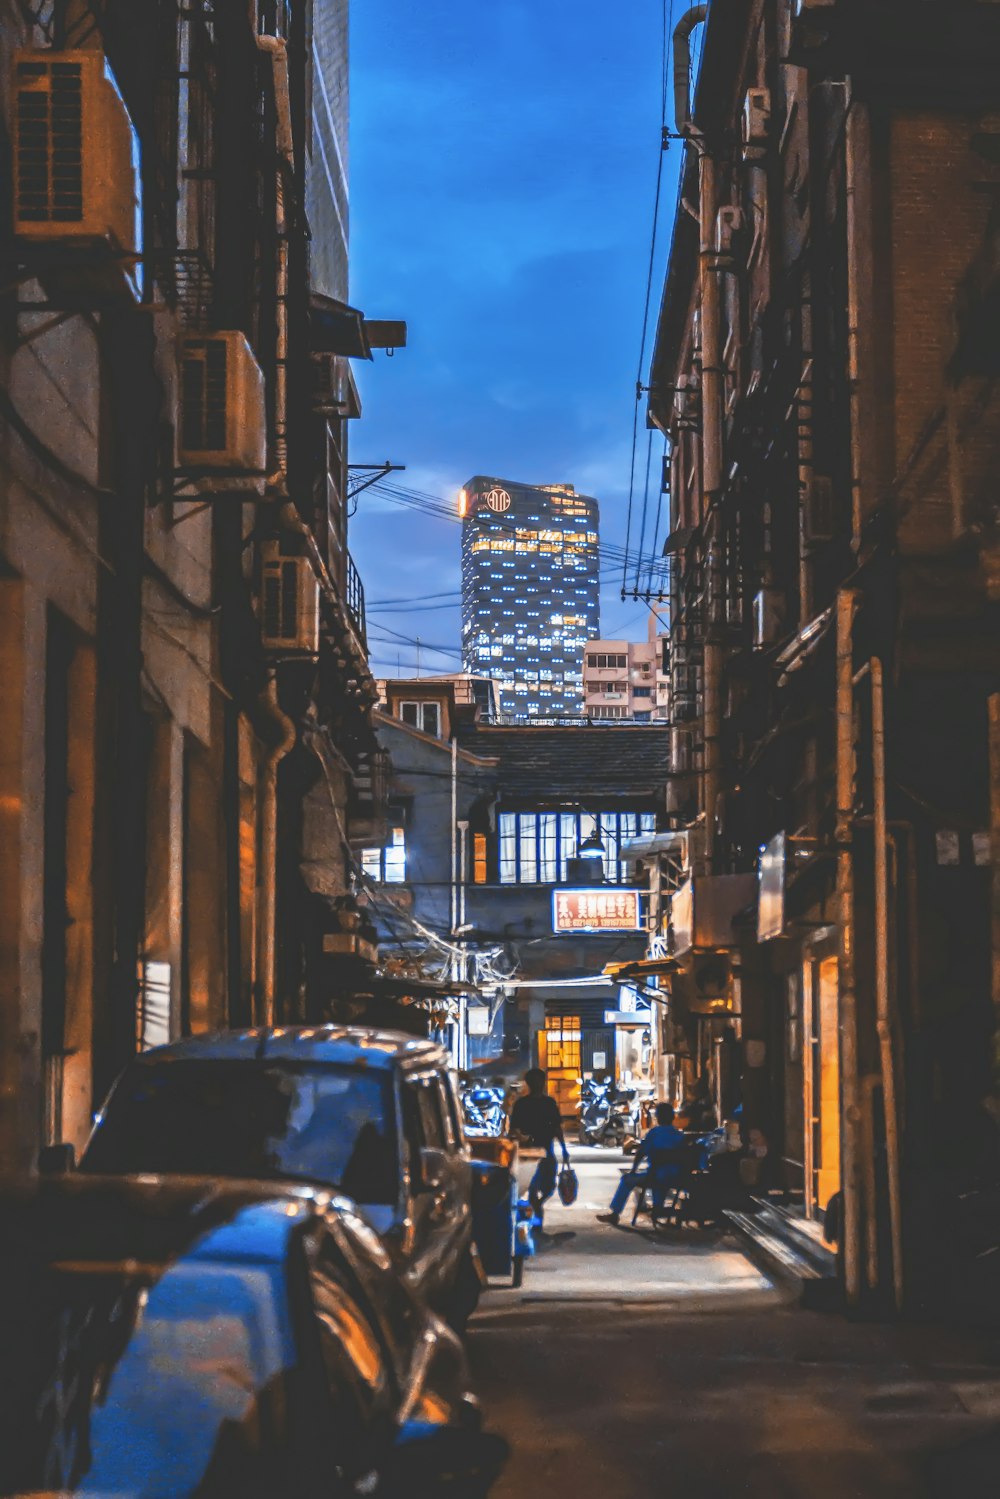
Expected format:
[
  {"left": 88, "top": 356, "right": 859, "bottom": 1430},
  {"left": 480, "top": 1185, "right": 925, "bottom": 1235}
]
[{"left": 552, "top": 888, "right": 641, "bottom": 933}]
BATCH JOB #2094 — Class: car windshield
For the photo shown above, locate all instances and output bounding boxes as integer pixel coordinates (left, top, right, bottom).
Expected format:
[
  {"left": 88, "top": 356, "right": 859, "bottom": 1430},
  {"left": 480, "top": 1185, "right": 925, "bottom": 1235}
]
[{"left": 83, "top": 1061, "right": 398, "bottom": 1205}]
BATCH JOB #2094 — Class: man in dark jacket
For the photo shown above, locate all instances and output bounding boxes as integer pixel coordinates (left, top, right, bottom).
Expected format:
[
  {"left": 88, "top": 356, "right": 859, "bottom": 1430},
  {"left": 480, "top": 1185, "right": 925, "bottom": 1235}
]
[{"left": 510, "top": 1068, "right": 569, "bottom": 1225}]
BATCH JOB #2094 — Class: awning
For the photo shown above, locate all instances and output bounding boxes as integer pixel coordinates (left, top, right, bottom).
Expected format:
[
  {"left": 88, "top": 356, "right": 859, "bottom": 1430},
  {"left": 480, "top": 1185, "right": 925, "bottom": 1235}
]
[
  {"left": 309, "top": 295, "right": 372, "bottom": 359},
  {"left": 775, "top": 606, "right": 834, "bottom": 684},
  {"left": 603, "top": 956, "right": 680, "bottom": 981},
  {"left": 309, "top": 297, "right": 408, "bottom": 360}
]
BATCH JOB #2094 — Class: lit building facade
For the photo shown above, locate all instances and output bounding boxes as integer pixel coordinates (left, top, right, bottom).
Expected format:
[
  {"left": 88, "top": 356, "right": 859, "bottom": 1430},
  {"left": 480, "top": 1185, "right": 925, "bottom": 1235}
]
[{"left": 460, "top": 476, "right": 599, "bottom": 718}]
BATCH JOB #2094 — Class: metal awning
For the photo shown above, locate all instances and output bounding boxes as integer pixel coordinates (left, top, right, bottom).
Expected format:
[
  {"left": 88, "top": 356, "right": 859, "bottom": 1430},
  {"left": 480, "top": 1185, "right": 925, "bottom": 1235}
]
[
  {"left": 603, "top": 956, "right": 680, "bottom": 980},
  {"left": 309, "top": 295, "right": 372, "bottom": 359}
]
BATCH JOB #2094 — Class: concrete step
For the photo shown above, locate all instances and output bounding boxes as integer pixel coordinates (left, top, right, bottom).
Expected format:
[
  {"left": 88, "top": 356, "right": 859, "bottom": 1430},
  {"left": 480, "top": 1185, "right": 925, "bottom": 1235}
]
[{"left": 724, "top": 1200, "right": 838, "bottom": 1300}]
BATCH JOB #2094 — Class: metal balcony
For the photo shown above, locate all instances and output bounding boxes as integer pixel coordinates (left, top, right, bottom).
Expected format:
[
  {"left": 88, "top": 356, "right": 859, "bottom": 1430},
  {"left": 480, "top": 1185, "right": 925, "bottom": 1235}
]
[{"left": 346, "top": 551, "right": 367, "bottom": 647}]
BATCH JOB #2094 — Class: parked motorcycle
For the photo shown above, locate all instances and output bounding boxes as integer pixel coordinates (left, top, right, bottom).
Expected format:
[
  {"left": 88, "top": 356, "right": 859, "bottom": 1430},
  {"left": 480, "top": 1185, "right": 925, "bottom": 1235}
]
[{"left": 462, "top": 1083, "right": 505, "bottom": 1138}]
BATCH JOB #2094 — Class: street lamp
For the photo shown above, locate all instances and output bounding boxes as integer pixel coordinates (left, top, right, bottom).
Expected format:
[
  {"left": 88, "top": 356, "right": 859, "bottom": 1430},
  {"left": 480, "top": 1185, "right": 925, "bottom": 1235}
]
[{"left": 568, "top": 826, "right": 605, "bottom": 885}]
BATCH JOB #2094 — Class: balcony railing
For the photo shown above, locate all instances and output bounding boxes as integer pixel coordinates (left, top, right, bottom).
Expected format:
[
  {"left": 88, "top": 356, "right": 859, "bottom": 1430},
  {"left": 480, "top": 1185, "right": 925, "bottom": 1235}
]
[{"left": 346, "top": 552, "right": 366, "bottom": 646}]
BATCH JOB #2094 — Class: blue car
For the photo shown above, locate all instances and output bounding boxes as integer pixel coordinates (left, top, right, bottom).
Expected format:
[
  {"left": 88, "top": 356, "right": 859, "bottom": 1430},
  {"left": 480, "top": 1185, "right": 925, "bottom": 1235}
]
[{"left": 0, "top": 1175, "right": 506, "bottom": 1497}]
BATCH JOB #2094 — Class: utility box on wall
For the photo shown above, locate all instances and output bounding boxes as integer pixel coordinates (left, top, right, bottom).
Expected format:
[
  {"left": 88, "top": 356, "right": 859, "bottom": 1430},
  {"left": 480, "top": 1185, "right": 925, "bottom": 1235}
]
[{"left": 670, "top": 875, "right": 756, "bottom": 957}]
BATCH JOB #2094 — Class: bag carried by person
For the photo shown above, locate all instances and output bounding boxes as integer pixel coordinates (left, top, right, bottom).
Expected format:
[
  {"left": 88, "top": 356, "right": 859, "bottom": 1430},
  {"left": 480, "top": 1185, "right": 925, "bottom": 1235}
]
[{"left": 557, "top": 1163, "right": 578, "bottom": 1205}]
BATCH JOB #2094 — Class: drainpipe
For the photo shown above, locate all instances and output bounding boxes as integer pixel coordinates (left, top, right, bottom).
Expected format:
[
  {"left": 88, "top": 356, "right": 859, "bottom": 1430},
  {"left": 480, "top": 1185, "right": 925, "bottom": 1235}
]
[
  {"left": 991, "top": 695, "right": 1000, "bottom": 1094},
  {"left": 257, "top": 33, "right": 294, "bottom": 476},
  {"left": 673, "top": 5, "right": 708, "bottom": 136},
  {"left": 835, "top": 589, "right": 862, "bottom": 1305},
  {"left": 870, "top": 657, "right": 904, "bottom": 1311},
  {"left": 699, "top": 148, "right": 724, "bottom": 869},
  {"left": 252, "top": 34, "right": 298, "bottom": 1028},
  {"left": 673, "top": 7, "right": 720, "bottom": 867},
  {"left": 256, "top": 673, "right": 296, "bottom": 1027}
]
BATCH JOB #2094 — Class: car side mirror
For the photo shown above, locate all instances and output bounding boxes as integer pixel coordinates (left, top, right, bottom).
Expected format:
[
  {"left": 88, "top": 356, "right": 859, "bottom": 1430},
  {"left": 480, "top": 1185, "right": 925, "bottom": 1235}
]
[
  {"left": 382, "top": 1425, "right": 508, "bottom": 1496},
  {"left": 418, "top": 1145, "right": 448, "bottom": 1193},
  {"left": 39, "top": 1142, "right": 75, "bottom": 1175}
]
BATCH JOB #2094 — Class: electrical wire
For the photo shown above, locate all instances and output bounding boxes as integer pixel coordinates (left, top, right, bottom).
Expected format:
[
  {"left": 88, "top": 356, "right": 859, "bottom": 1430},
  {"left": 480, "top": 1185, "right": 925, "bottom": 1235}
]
[{"left": 623, "top": 1, "right": 674, "bottom": 600}]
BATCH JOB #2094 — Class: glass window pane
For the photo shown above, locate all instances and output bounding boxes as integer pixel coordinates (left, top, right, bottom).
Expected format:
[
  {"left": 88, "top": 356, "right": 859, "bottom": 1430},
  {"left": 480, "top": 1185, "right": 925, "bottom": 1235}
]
[
  {"left": 600, "top": 814, "right": 617, "bottom": 882},
  {"left": 559, "top": 814, "right": 575, "bottom": 882},
  {"left": 384, "top": 835, "right": 406, "bottom": 883},
  {"left": 539, "top": 814, "right": 557, "bottom": 883},
  {"left": 620, "top": 814, "right": 636, "bottom": 883},
  {"left": 499, "top": 814, "right": 517, "bottom": 884},
  {"left": 518, "top": 814, "right": 537, "bottom": 883}
]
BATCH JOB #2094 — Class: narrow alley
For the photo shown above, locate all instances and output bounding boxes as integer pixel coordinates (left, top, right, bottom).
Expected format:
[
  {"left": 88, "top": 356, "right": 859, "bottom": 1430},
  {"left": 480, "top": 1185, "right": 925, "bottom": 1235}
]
[{"left": 471, "top": 1150, "right": 1000, "bottom": 1499}]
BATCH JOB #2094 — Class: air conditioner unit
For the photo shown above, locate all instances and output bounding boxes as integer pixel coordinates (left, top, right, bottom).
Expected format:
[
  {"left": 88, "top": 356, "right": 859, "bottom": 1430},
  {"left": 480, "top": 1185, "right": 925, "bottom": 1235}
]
[
  {"left": 178, "top": 332, "right": 266, "bottom": 473},
  {"left": 716, "top": 206, "right": 744, "bottom": 255},
  {"left": 796, "top": 0, "right": 836, "bottom": 11},
  {"left": 310, "top": 352, "right": 361, "bottom": 420},
  {"left": 753, "top": 587, "right": 785, "bottom": 648},
  {"left": 802, "top": 474, "right": 837, "bottom": 547},
  {"left": 742, "top": 88, "right": 771, "bottom": 152},
  {"left": 12, "top": 49, "right": 142, "bottom": 300},
  {"left": 260, "top": 542, "right": 320, "bottom": 656}
]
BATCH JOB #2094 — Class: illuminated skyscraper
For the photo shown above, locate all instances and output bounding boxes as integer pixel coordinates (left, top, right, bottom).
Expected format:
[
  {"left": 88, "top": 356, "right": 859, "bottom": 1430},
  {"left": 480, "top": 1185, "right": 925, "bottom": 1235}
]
[{"left": 460, "top": 476, "right": 600, "bottom": 718}]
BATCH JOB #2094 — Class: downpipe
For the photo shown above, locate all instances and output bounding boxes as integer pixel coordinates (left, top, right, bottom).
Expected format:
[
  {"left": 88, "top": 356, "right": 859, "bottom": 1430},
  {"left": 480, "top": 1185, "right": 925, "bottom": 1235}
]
[
  {"left": 256, "top": 674, "right": 296, "bottom": 1028},
  {"left": 835, "top": 590, "right": 863, "bottom": 1306}
]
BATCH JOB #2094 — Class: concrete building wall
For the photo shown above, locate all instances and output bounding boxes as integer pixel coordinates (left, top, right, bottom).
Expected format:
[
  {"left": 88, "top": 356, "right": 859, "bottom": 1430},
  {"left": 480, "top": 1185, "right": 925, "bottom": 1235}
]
[{"left": 582, "top": 638, "right": 668, "bottom": 721}]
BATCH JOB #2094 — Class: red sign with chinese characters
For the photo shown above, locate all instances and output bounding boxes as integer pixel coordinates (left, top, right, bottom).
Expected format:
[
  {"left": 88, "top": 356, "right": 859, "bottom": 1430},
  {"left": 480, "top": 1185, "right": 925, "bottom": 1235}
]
[{"left": 552, "top": 888, "right": 641, "bottom": 933}]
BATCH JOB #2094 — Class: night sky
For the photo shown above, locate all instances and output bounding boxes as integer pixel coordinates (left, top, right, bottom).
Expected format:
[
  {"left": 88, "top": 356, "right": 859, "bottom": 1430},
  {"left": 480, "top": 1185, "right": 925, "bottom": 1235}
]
[{"left": 348, "top": 1, "right": 687, "bottom": 680}]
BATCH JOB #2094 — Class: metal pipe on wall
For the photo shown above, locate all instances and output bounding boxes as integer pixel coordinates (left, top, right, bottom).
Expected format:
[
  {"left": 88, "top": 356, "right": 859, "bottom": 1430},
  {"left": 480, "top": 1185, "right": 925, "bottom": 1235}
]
[
  {"left": 871, "top": 656, "right": 904, "bottom": 1311},
  {"left": 835, "top": 589, "right": 863, "bottom": 1305},
  {"left": 256, "top": 674, "right": 296, "bottom": 1027},
  {"left": 673, "top": 5, "right": 708, "bottom": 136},
  {"left": 699, "top": 151, "right": 724, "bottom": 868}
]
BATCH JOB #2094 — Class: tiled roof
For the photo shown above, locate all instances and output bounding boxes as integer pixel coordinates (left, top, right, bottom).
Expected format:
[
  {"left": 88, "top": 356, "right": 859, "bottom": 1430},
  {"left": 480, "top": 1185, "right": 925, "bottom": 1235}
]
[{"left": 455, "top": 723, "right": 670, "bottom": 805}]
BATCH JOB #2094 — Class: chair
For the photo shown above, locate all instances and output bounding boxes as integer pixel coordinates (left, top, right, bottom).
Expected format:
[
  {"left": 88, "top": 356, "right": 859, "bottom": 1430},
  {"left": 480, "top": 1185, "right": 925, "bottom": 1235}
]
[{"left": 629, "top": 1146, "right": 688, "bottom": 1227}]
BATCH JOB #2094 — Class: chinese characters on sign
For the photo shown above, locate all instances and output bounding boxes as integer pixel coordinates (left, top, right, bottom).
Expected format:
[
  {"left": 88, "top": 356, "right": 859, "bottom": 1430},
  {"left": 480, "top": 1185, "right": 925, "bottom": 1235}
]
[{"left": 552, "top": 888, "right": 641, "bottom": 933}]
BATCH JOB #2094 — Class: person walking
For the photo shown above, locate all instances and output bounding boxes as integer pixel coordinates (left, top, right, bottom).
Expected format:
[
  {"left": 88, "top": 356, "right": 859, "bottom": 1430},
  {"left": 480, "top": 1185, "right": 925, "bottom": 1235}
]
[
  {"left": 509, "top": 1067, "right": 569, "bottom": 1228},
  {"left": 597, "top": 1102, "right": 685, "bottom": 1225}
]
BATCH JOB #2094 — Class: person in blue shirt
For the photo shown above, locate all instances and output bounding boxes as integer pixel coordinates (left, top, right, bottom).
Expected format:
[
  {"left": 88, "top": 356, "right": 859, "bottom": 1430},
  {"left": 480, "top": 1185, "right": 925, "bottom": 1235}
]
[{"left": 597, "top": 1102, "right": 686, "bottom": 1225}]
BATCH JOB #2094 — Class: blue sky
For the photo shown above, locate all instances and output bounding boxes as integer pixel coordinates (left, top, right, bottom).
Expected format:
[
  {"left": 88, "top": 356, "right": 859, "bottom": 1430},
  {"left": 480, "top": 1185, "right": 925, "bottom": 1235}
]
[{"left": 348, "top": 1, "right": 684, "bottom": 678}]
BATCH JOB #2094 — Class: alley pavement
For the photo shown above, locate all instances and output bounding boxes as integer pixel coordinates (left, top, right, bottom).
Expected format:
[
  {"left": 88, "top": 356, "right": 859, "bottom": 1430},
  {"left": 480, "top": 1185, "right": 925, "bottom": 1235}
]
[{"left": 469, "top": 1146, "right": 1000, "bottom": 1498}]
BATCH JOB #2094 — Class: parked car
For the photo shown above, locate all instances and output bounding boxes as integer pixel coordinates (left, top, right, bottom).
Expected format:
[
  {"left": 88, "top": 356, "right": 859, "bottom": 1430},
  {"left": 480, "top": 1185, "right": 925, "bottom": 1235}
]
[
  {"left": 69, "top": 1028, "right": 485, "bottom": 1328},
  {"left": 0, "top": 1174, "right": 506, "bottom": 1498}
]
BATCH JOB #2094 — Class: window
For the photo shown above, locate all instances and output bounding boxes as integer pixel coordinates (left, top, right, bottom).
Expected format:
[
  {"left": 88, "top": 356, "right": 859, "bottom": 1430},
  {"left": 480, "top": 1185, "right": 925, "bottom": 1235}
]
[
  {"left": 363, "top": 825, "right": 406, "bottom": 884},
  {"left": 544, "top": 1015, "right": 581, "bottom": 1071},
  {"left": 399, "top": 701, "right": 441, "bottom": 738},
  {"left": 473, "top": 832, "right": 488, "bottom": 884},
  {"left": 633, "top": 685, "right": 652, "bottom": 698},
  {"left": 497, "top": 811, "right": 655, "bottom": 884}
]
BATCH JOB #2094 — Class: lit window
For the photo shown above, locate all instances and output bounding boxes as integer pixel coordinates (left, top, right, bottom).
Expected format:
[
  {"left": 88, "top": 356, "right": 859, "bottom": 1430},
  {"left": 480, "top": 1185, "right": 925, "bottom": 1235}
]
[
  {"left": 474, "top": 832, "right": 488, "bottom": 884},
  {"left": 363, "top": 826, "right": 406, "bottom": 884}
]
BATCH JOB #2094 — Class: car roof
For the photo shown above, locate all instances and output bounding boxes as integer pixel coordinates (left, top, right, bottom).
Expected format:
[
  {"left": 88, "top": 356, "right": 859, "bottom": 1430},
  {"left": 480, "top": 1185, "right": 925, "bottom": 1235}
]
[
  {"left": 0, "top": 1174, "right": 339, "bottom": 1269},
  {"left": 129, "top": 1024, "right": 448, "bottom": 1074}
]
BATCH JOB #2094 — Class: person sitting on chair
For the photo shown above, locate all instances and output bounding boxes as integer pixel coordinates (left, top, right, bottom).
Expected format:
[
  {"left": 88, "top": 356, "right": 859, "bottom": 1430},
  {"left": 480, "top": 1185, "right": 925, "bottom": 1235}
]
[{"left": 597, "top": 1103, "right": 685, "bottom": 1226}]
